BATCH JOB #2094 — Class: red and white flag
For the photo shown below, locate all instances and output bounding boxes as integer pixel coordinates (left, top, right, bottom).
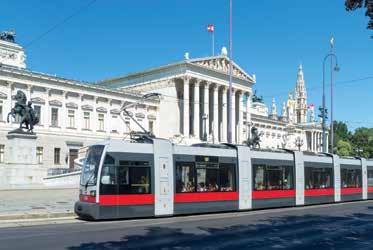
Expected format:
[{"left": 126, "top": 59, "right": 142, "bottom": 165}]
[
  {"left": 307, "top": 104, "right": 315, "bottom": 110},
  {"left": 207, "top": 24, "right": 214, "bottom": 33}
]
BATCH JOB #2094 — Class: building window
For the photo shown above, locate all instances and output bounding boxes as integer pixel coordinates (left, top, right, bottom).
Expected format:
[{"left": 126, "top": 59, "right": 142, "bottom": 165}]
[
  {"left": 0, "top": 104, "right": 3, "bottom": 121},
  {"left": 0, "top": 145, "right": 4, "bottom": 163},
  {"left": 68, "top": 110, "right": 75, "bottom": 128},
  {"left": 34, "top": 105, "right": 41, "bottom": 124},
  {"left": 111, "top": 115, "right": 119, "bottom": 133},
  {"left": 98, "top": 113, "right": 105, "bottom": 131},
  {"left": 36, "top": 147, "right": 43, "bottom": 164},
  {"left": 125, "top": 121, "right": 130, "bottom": 133},
  {"left": 148, "top": 120, "right": 154, "bottom": 134},
  {"left": 51, "top": 108, "right": 58, "bottom": 127},
  {"left": 54, "top": 148, "right": 61, "bottom": 164},
  {"left": 83, "top": 112, "right": 90, "bottom": 129}
]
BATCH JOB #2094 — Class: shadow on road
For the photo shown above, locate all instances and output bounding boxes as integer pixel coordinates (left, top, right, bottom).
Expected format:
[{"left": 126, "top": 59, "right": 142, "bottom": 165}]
[{"left": 67, "top": 212, "right": 373, "bottom": 250}]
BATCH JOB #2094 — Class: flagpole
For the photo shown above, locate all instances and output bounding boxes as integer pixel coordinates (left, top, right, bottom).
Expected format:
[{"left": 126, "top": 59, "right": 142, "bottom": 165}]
[
  {"left": 212, "top": 31, "right": 215, "bottom": 56},
  {"left": 227, "top": 0, "right": 233, "bottom": 144}
]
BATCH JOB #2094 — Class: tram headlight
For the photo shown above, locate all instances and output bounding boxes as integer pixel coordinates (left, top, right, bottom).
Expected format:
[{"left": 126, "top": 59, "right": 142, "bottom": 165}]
[{"left": 90, "top": 190, "right": 96, "bottom": 197}]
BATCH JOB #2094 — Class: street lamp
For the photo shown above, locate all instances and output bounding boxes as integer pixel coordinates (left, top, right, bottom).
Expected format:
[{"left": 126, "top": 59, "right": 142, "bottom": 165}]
[
  {"left": 295, "top": 136, "right": 304, "bottom": 151},
  {"left": 322, "top": 45, "right": 339, "bottom": 153}
]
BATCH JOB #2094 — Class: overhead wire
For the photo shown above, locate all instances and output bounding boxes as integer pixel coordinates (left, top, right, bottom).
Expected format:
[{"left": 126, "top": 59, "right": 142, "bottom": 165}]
[{"left": 24, "top": 0, "right": 98, "bottom": 48}]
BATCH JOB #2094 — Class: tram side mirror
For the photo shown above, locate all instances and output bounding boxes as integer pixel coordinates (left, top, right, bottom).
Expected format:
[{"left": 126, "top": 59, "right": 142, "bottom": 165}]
[{"left": 101, "top": 175, "right": 111, "bottom": 185}]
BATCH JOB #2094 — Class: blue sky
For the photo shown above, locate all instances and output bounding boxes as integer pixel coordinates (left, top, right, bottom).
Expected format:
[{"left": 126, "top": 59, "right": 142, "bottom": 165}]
[{"left": 1, "top": 0, "right": 372, "bottom": 130}]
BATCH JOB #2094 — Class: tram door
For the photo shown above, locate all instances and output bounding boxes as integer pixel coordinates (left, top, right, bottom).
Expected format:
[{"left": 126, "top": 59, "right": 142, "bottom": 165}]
[
  {"left": 153, "top": 139, "right": 174, "bottom": 216},
  {"left": 333, "top": 155, "right": 341, "bottom": 202},
  {"left": 362, "top": 158, "right": 368, "bottom": 200},
  {"left": 237, "top": 146, "right": 252, "bottom": 210},
  {"left": 294, "top": 151, "right": 305, "bottom": 206}
]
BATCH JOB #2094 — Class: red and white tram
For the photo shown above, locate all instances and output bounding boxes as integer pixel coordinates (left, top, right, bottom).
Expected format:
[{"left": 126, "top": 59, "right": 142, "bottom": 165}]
[{"left": 75, "top": 138, "right": 373, "bottom": 220}]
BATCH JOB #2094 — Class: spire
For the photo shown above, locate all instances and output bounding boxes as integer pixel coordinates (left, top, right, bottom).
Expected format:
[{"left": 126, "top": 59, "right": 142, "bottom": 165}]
[
  {"left": 269, "top": 98, "right": 278, "bottom": 120},
  {"left": 295, "top": 64, "right": 307, "bottom": 124},
  {"left": 280, "top": 102, "right": 288, "bottom": 122},
  {"left": 271, "top": 98, "right": 277, "bottom": 116},
  {"left": 282, "top": 102, "right": 287, "bottom": 117}
]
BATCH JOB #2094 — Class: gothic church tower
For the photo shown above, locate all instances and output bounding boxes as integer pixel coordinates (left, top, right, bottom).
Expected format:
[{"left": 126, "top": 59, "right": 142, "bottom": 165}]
[{"left": 295, "top": 64, "right": 307, "bottom": 123}]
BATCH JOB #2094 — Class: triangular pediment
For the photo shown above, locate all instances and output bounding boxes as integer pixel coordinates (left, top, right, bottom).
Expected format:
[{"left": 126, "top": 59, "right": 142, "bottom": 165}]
[
  {"left": 31, "top": 97, "right": 45, "bottom": 104},
  {"left": 0, "top": 91, "right": 7, "bottom": 99},
  {"left": 189, "top": 56, "right": 255, "bottom": 82}
]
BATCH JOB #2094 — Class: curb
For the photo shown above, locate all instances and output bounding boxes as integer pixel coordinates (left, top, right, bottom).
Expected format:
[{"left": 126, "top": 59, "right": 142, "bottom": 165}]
[{"left": 0, "top": 212, "right": 76, "bottom": 221}]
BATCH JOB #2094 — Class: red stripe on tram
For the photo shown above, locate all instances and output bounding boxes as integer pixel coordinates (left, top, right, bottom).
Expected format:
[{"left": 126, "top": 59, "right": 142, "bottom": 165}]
[
  {"left": 304, "top": 188, "right": 334, "bottom": 197},
  {"left": 368, "top": 187, "right": 373, "bottom": 193},
  {"left": 174, "top": 192, "right": 239, "bottom": 203},
  {"left": 341, "top": 187, "right": 362, "bottom": 195},
  {"left": 99, "top": 194, "right": 155, "bottom": 206},
  {"left": 252, "top": 190, "right": 296, "bottom": 199}
]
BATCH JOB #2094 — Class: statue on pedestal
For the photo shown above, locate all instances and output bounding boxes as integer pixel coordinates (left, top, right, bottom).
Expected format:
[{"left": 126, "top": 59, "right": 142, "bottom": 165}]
[
  {"left": 246, "top": 127, "right": 263, "bottom": 149},
  {"left": 7, "top": 90, "right": 39, "bottom": 134}
]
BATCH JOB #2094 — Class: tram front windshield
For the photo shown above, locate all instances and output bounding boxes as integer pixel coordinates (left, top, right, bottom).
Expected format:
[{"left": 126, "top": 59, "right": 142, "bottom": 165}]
[{"left": 81, "top": 145, "right": 105, "bottom": 186}]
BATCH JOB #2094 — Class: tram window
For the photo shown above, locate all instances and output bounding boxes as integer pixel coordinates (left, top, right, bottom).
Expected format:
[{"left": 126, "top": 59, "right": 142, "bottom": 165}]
[
  {"left": 219, "top": 163, "right": 235, "bottom": 192},
  {"left": 305, "top": 167, "right": 333, "bottom": 189},
  {"left": 254, "top": 165, "right": 265, "bottom": 190},
  {"left": 81, "top": 145, "right": 104, "bottom": 186},
  {"left": 253, "top": 165, "right": 293, "bottom": 191},
  {"left": 100, "top": 164, "right": 117, "bottom": 195},
  {"left": 118, "top": 163, "right": 151, "bottom": 194},
  {"left": 176, "top": 162, "right": 195, "bottom": 193},
  {"left": 368, "top": 170, "right": 373, "bottom": 187},
  {"left": 341, "top": 169, "right": 362, "bottom": 188},
  {"left": 196, "top": 163, "right": 219, "bottom": 192}
]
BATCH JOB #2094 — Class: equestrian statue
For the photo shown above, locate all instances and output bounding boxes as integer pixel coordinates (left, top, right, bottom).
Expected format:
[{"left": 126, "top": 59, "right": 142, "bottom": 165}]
[
  {"left": 7, "top": 90, "right": 39, "bottom": 134},
  {"left": 245, "top": 127, "right": 263, "bottom": 149}
]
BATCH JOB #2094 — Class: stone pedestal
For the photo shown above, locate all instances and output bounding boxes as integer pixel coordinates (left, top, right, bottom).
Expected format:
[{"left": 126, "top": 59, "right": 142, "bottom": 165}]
[
  {"left": 0, "top": 133, "right": 46, "bottom": 188},
  {"left": 6, "top": 133, "right": 38, "bottom": 165}
]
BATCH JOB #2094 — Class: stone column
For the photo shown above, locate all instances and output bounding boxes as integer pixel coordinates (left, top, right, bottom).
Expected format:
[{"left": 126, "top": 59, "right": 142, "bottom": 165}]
[
  {"left": 246, "top": 92, "right": 251, "bottom": 140},
  {"left": 45, "top": 88, "right": 50, "bottom": 128},
  {"left": 6, "top": 82, "right": 13, "bottom": 123},
  {"left": 231, "top": 89, "right": 236, "bottom": 143},
  {"left": 213, "top": 85, "right": 219, "bottom": 143},
  {"left": 237, "top": 91, "right": 244, "bottom": 144},
  {"left": 193, "top": 81, "right": 200, "bottom": 139},
  {"left": 183, "top": 77, "right": 190, "bottom": 137},
  {"left": 203, "top": 82, "right": 210, "bottom": 138},
  {"left": 222, "top": 87, "right": 228, "bottom": 142},
  {"left": 61, "top": 91, "right": 67, "bottom": 129}
]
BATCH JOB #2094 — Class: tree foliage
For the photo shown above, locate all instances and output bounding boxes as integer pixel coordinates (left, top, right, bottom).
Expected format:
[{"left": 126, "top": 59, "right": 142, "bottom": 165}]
[
  {"left": 336, "top": 140, "right": 353, "bottom": 156},
  {"left": 333, "top": 121, "right": 373, "bottom": 158},
  {"left": 345, "top": 0, "right": 373, "bottom": 37}
]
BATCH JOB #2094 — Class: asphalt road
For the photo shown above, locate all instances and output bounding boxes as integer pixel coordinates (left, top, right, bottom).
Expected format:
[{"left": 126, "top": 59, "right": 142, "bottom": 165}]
[{"left": 1, "top": 201, "right": 373, "bottom": 250}]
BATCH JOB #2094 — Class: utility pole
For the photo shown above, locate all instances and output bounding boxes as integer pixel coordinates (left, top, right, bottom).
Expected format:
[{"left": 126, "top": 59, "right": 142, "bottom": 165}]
[{"left": 227, "top": 0, "right": 233, "bottom": 144}]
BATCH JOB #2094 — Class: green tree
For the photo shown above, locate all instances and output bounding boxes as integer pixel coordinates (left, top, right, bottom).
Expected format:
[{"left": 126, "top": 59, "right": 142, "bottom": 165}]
[
  {"left": 333, "top": 121, "right": 351, "bottom": 146},
  {"left": 345, "top": 0, "right": 373, "bottom": 37},
  {"left": 336, "top": 140, "right": 353, "bottom": 156},
  {"left": 351, "top": 127, "right": 373, "bottom": 158}
]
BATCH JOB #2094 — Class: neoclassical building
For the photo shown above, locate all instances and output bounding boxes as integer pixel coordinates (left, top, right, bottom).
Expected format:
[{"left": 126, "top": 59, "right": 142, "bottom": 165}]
[{"left": 0, "top": 33, "right": 325, "bottom": 187}]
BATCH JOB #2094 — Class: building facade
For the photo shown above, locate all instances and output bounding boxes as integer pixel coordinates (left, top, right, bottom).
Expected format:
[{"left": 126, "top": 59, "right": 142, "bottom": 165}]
[{"left": 0, "top": 34, "right": 326, "bottom": 187}]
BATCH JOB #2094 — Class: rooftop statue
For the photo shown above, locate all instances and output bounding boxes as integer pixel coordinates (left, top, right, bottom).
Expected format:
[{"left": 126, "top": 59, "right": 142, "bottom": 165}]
[
  {"left": 0, "top": 30, "right": 16, "bottom": 43},
  {"left": 7, "top": 90, "right": 39, "bottom": 134},
  {"left": 252, "top": 90, "right": 264, "bottom": 103}
]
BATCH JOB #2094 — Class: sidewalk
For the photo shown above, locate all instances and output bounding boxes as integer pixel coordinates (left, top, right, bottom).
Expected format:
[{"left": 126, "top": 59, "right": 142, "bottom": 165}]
[{"left": 0, "top": 188, "right": 79, "bottom": 220}]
